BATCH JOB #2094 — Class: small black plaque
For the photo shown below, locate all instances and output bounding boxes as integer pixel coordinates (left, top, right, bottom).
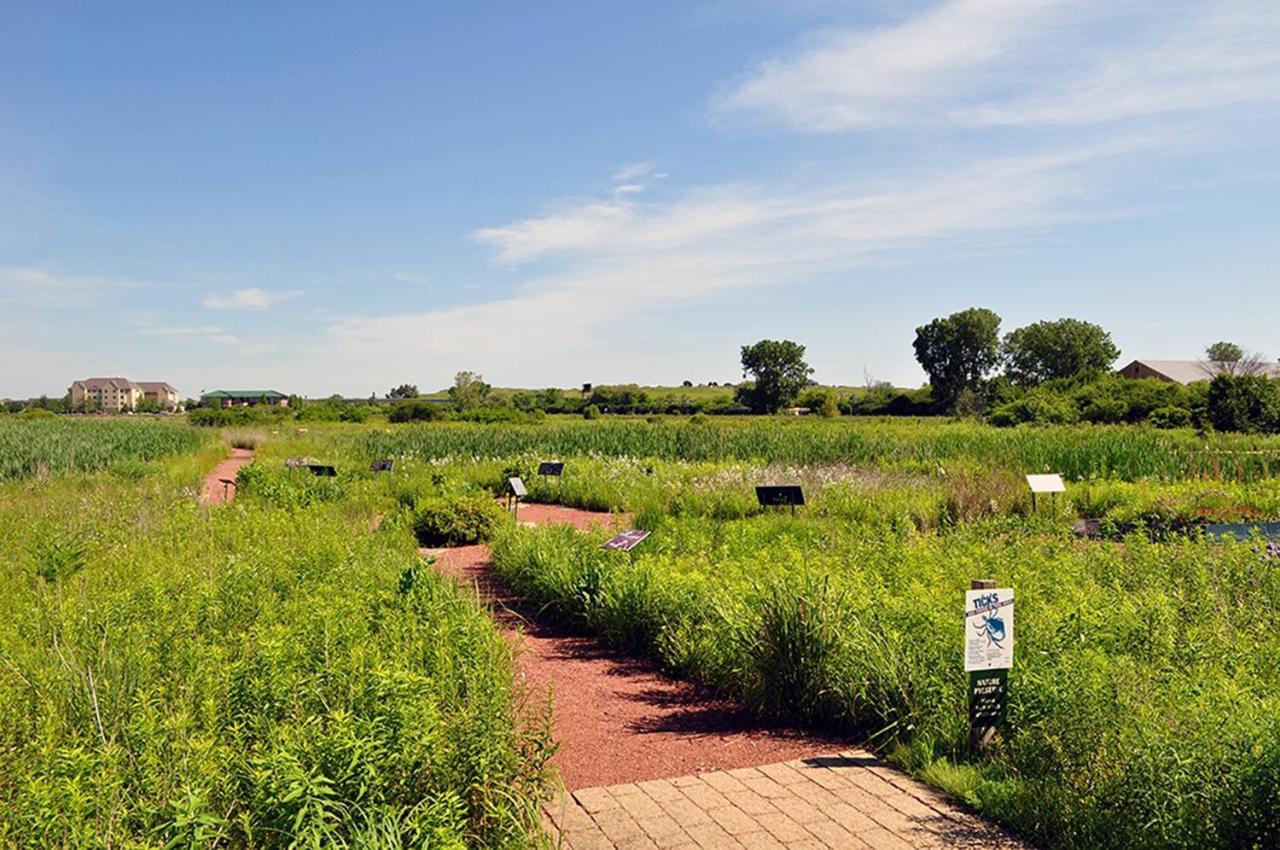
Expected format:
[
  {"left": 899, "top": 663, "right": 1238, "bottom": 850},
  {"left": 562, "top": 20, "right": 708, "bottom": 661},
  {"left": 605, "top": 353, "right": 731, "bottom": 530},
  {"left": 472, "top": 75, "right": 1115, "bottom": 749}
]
[
  {"left": 307, "top": 464, "right": 337, "bottom": 477},
  {"left": 370, "top": 459, "right": 394, "bottom": 473},
  {"left": 538, "top": 461, "right": 565, "bottom": 476},
  {"left": 756, "top": 485, "right": 805, "bottom": 508},
  {"left": 968, "top": 669, "right": 1008, "bottom": 728},
  {"left": 603, "top": 529, "right": 650, "bottom": 551}
]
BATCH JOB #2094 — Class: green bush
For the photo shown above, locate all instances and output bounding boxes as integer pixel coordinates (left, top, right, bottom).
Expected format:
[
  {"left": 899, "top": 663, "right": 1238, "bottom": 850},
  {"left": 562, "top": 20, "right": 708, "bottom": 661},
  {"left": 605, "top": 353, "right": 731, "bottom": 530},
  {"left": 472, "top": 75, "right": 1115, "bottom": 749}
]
[
  {"left": 412, "top": 495, "right": 507, "bottom": 546},
  {"left": 582, "top": 404, "right": 601, "bottom": 420},
  {"left": 388, "top": 401, "right": 448, "bottom": 423},
  {"left": 1147, "top": 406, "right": 1192, "bottom": 429}
]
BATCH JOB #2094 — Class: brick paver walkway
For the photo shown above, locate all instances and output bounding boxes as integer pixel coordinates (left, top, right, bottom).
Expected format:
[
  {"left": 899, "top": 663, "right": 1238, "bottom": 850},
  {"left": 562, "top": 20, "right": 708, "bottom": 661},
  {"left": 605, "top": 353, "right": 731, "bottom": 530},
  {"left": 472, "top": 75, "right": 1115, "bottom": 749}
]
[{"left": 546, "top": 750, "right": 1028, "bottom": 850}]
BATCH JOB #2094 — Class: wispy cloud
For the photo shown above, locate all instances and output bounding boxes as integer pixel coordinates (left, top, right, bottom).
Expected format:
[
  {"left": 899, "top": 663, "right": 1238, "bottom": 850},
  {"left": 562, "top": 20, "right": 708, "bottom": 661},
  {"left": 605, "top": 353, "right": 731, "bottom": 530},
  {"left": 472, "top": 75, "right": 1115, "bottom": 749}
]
[
  {"left": 327, "top": 136, "right": 1155, "bottom": 383},
  {"left": 201, "top": 287, "right": 301, "bottom": 310},
  {"left": 717, "top": 0, "right": 1280, "bottom": 131},
  {"left": 139, "top": 325, "right": 242, "bottom": 345}
]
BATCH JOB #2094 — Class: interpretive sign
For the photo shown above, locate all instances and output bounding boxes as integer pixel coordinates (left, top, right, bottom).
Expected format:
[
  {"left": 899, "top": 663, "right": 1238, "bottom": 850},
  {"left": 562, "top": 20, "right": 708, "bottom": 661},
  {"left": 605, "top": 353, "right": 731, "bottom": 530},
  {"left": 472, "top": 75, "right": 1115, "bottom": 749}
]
[
  {"left": 507, "top": 477, "right": 527, "bottom": 498},
  {"left": 603, "top": 529, "right": 650, "bottom": 552},
  {"left": 756, "top": 486, "right": 805, "bottom": 508},
  {"left": 964, "top": 587, "right": 1014, "bottom": 672},
  {"left": 1025, "top": 474, "right": 1066, "bottom": 494},
  {"left": 370, "top": 460, "right": 394, "bottom": 473},
  {"left": 538, "top": 462, "right": 565, "bottom": 476},
  {"left": 307, "top": 464, "right": 337, "bottom": 477}
]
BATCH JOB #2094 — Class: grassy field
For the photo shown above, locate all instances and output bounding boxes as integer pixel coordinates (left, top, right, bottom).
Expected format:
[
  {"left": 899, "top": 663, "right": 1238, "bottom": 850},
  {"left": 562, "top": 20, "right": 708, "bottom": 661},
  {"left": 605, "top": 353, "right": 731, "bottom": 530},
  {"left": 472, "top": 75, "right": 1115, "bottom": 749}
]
[
  {"left": 0, "top": 427, "right": 550, "bottom": 848},
  {"left": 7, "top": 415, "right": 1280, "bottom": 848},
  {"left": 0, "top": 417, "right": 208, "bottom": 480}
]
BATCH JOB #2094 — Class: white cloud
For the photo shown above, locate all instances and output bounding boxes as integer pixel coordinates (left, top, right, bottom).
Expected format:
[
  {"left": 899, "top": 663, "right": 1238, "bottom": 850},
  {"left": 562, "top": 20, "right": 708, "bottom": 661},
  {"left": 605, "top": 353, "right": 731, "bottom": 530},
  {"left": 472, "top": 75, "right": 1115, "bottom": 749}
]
[
  {"left": 139, "top": 325, "right": 242, "bottom": 346},
  {"left": 201, "top": 287, "right": 301, "bottom": 310},
  {"left": 718, "top": 0, "right": 1280, "bottom": 131},
  {"left": 325, "top": 137, "right": 1154, "bottom": 385}
]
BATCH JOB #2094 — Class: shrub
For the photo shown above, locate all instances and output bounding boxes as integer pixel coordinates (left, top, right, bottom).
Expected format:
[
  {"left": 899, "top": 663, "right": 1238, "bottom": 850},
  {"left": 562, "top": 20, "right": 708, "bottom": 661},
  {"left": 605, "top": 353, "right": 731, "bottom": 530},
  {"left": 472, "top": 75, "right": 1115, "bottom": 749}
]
[
  {"left": 412, "top": 495, "right": 507, "bottom": 546},
  {"left": 1147, "top": 406, "right": 1192, "bottom": 429},
  {"left": 388, "top": 401, "right": 447, "bottom": 423},
  {"left": 582, "top": 404, "right": 601, "bottom": 420},
  {"left": 1207, "top": 375, "right": 1280, "bottom": 433}
]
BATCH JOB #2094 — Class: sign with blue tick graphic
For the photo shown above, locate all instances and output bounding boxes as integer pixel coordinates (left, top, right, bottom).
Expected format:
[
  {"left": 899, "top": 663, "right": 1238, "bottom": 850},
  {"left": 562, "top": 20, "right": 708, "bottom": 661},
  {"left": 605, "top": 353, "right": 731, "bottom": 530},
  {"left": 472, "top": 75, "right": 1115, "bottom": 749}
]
[{"left": 964, "top": 588, "right": 1014, "bottom": 672}]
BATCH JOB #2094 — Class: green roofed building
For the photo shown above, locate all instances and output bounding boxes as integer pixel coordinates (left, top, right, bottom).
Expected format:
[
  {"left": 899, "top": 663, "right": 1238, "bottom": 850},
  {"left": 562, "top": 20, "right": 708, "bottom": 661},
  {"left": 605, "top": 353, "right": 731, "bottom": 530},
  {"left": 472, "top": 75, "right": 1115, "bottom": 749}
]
[{"left": 200, "top": 390, "right": 290, "bottom": 408}]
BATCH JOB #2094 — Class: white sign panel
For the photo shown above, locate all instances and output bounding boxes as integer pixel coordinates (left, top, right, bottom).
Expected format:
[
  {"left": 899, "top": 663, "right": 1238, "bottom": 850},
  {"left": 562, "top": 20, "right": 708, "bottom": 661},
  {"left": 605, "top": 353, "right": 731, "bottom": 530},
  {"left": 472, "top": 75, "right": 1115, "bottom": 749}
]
[
  {"left": 965, "top": 588, "right": 1014, "bottom": 671},
  {"left": 1025, "top": 474, "right": 1065, "bottom": 494}
]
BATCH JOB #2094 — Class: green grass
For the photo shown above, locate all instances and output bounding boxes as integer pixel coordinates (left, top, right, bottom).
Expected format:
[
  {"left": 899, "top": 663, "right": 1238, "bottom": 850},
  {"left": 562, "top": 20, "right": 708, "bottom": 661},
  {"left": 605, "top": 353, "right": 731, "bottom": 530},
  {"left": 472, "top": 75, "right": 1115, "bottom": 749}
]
[
  {"left": 0, "top": 431, "right": 551, "bottom": 848},
  {"left": 363, "top": 418, "right": 1280, "bottom": 482},
  {"left": 489, "top": 514, "right": 1280, "bottom": 849},
  {"left": 0, "top": 418, "right": 208, "bottom": 480}
]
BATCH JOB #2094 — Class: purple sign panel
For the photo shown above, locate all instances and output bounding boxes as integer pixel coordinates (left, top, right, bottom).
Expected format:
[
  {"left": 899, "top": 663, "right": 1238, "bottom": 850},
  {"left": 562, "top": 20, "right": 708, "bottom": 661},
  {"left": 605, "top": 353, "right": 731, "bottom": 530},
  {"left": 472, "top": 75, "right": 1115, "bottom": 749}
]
[{"left": 603, "top": 529, "right": 650, "bottom": 552}]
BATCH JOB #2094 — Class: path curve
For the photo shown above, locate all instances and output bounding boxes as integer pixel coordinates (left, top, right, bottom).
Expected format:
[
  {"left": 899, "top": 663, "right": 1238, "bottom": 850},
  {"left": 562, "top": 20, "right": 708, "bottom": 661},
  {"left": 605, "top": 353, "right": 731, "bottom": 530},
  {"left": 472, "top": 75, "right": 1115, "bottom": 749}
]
[
  {"left": 427, "top": 502, "right": 1030, "bottom": 849},
  {"left": 426, "top": 504, "right": 843, "bottom": 791},
  {"left": 201, "top": 447, "right": 255, "bottom": 505}
]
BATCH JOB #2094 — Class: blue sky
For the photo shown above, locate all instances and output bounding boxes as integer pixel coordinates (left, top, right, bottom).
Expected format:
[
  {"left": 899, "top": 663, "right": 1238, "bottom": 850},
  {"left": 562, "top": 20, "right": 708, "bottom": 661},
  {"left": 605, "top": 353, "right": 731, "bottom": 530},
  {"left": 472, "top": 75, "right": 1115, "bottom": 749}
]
[{"left": 2, "top": 0, "right": 1278, "bottom": 398}]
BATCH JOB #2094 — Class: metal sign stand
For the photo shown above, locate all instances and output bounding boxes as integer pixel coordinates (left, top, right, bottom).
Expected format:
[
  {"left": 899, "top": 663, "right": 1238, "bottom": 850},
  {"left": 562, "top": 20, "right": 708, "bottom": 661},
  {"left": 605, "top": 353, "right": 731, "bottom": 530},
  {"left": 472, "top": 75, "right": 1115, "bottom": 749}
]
[
  {"left": 506, "top": 476, "right": 527, "bottom": 521},
  {"left": 755, "top": 486, "right": 805, "bottom": 517},
  {"left": 538, "top": 462, "right": 565, "bottom": 502}
]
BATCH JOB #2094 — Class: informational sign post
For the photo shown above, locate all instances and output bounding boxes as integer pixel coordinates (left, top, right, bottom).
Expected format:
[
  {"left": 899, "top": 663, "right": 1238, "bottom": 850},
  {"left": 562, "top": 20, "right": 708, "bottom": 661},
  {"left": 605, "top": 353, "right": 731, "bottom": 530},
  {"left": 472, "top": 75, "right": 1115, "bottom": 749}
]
[
  {"left": 538, "top": 462, "right": 565, "bottom": 501},
  {"left": 370, "top": 460, "right": 394, "bottom": 473},
  {"left": 965, "top": 581, "right": 1014, "bottom": 751},
  {"left": 603, "top": 529, "right": 650, "bottom": 552},
  {"left": 307, "top": 464, "right": 337, "bottom": 477},
  {"left": 1026, "top": 473, "right": 1065, "bottom": 512},
  {"left": 755, "top": 486, "right": 805, "bottom": 517},
  {"left": 506, "top": 476, "right": 527, "bottom": 519}
]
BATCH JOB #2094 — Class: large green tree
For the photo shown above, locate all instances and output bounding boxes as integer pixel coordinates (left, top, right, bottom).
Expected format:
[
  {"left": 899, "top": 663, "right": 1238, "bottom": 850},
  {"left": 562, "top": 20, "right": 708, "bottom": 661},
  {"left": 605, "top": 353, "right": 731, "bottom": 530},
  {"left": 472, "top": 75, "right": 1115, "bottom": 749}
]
[
  {"left": 447, "top": 371, "right": 492, "bottom": 411},
  {"left": 386, "top": 384, "right": 419, "bottom": 399},
  {"left": 735, "top": 339, "right": 813, "bottom": 413},
  {"left": 913, "top": 308, "right": 1002, "bottom": 408},
  {"left": 1002, "top": 318, "right": 1120, "bottom": 386}
]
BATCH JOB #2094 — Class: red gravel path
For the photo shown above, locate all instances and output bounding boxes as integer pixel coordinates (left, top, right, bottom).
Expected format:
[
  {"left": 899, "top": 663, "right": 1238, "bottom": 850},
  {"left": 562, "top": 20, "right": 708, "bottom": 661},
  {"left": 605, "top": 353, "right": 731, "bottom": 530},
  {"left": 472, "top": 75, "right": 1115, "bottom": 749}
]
[
  {"left": 201, "top": 447, "right": 254, "bottom": 505},
  {"left": 426, "top": 503, "right": 841, "bottom": 791}
]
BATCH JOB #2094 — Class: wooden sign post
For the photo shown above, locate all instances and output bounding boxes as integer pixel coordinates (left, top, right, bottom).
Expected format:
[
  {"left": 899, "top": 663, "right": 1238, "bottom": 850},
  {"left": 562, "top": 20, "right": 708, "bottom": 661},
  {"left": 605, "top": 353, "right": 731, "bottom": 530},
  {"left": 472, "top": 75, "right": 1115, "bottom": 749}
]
[{"left": 965, "top": 578, "right": 1014, "bottom": 753}]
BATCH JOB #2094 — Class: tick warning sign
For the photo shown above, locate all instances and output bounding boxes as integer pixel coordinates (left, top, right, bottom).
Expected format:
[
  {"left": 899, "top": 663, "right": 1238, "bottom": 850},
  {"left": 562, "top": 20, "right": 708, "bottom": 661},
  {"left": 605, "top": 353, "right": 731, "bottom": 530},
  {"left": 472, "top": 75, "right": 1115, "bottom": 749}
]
[{"left": 964, "top": 588, "right": 1014, "bottom": 672}]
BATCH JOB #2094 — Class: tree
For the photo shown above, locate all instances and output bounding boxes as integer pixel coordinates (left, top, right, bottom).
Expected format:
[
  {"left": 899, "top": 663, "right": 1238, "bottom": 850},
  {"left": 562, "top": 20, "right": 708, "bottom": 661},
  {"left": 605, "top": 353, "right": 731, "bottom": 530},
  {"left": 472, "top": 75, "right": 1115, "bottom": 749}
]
[
  {"left": 913, "top": 308, "right": 1002, "bottom": 409},
  {"left": 386, "top": 384, "right": 419, "bottom": 399},
  {"left": 682, "top": 380, "right": 693, "bottom": 388},
  {"left": 1002, "top": 318, "right": 1120, "bottom": 386},
  {"left": 735, "top": 339, "right": 813, "bottom": 414},
  {"left": 1207, "top": 374, "right": 1280, "bottom": 433},
  {"left": 1206, "top": 341, "right": 1243, "bottom": 363},
  {"left": 1201, "top": 342, "right": 1268, "bottom": 377},
  {"left": 448, "top": 371, "right": 492, "bottom": 411}
]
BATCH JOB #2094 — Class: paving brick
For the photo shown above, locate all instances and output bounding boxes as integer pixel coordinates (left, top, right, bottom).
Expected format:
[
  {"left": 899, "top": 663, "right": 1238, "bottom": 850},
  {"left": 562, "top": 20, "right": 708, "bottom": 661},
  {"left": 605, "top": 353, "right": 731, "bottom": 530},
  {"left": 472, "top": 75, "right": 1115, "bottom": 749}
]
[
  {"left": 753, "top": 812, "right": 812, "bottom": 844},
  {"left": 706, "top": 805, "right": 760, "bottom": 836},
  {"left": 660, "top": 796, "right": 715, "bottom": 828},
  {"left": 576, "top": 786, "right": 623, "bottom": 814},
  {"left": 769, "top": 794, "right": 825, "bottom": 824},
  {"left": 722, "top": 789, "right": 777, "bottom": 816},
  {"left": 703, "top": 772, "right": 750, "bottom": 794},
  {"left": 757, "top": 762, "right": 807, "bottom": 785},
  {"left": 800, "top": 817, "right": 861, "bottom": 849},
  {"left": 638, "top": 779, "right": 686, "bottom": 803},
  {"left": 683, "top": 821, "right": 743, "bottom": 850},
  {"left": 681, "top": 784, "right": 733, "bottom": 811},
  {"left": 856, "top": 826, "right": 914, "bottom": 850},
  {"left": 550, "top": 756, "right": 1030, "bottom": 850},
  {"left": 739, "top": 775, "right": 791, "bottom": 799}
]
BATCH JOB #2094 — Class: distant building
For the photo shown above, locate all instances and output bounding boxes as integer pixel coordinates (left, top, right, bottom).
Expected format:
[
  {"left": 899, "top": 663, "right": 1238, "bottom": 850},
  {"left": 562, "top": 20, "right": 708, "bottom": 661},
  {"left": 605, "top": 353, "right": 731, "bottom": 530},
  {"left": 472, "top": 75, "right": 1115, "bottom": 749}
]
[
  {"left": 69, "top": 377, "right": 181, "bottom": 412},
  {"left": 138, "top": 382, "right": 180, "bottom": 410},
  {"left": 1118, "top": 359, "right": 1280, "bottom": 385},
  {"left": 69, "top": 377, "right": 140, "bottom": 412},
  {"left": 201, "top": 389, "right": 290, "bottom": 407}
]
